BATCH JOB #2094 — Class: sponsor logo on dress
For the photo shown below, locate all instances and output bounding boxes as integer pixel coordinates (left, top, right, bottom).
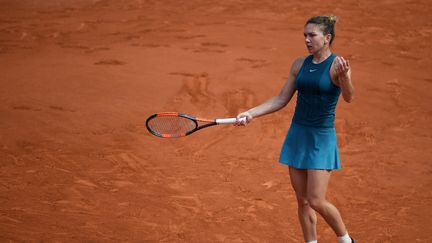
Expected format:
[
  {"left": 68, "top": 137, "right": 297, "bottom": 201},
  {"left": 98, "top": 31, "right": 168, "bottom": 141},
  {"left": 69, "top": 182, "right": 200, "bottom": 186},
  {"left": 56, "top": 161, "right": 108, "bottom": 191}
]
[{"left": 309, "top": 69, "right": 318, "bottom": 72}]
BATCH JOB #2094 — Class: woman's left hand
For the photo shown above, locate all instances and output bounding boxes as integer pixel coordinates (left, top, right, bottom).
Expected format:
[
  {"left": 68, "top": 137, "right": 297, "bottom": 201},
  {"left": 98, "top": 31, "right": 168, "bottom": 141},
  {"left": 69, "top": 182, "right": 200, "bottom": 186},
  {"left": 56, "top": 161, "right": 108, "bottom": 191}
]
[
  {"left": 335, "top": 56, "right": 350, "bottom": 82},
  {"left": 334, "top": 56, "right": 354, "bottom": 102}
]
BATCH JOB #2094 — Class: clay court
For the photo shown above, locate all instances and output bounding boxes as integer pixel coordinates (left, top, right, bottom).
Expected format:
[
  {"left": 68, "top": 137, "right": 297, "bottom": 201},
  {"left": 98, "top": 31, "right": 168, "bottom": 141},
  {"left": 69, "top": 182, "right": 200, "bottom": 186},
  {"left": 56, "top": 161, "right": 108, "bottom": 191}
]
[{"left": 1, "top": 0, "right": 431, "bottom": 242}]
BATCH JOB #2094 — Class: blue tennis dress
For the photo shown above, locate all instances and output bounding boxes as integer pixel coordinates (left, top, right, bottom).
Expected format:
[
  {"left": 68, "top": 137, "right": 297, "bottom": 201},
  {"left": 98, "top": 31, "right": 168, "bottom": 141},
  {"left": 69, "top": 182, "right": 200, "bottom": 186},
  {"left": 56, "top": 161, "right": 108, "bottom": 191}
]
[{"left": 279, "top": 53, "right": 341, "bottom": 170}]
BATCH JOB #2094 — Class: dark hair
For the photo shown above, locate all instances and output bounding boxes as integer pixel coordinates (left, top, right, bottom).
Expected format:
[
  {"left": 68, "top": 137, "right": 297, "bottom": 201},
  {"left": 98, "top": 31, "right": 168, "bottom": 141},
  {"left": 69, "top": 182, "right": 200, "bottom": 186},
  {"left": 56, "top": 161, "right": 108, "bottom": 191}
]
[{"left": 306, "top": 15, "right": 337, "bottom": 45}]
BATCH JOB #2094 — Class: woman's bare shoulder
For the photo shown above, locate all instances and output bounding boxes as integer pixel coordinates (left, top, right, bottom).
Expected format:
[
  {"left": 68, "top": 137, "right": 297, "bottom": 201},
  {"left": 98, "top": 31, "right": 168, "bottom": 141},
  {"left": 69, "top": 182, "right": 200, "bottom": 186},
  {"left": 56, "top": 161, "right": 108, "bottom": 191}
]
[{"left": 291, "top": 56, "right": 307, "bottom": 75}]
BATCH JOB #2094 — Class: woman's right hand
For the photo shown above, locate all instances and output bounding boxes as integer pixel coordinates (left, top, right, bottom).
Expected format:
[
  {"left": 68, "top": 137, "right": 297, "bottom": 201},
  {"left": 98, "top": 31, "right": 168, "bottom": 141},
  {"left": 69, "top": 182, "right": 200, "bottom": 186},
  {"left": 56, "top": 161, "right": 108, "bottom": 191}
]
[{"left": 236, "top": 111, "right": 253, "bottom": 126}]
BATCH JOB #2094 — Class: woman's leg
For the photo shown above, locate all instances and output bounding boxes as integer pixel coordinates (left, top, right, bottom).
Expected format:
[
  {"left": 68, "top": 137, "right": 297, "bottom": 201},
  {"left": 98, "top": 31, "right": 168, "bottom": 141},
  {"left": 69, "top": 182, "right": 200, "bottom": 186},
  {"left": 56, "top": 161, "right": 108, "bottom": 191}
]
[
  {"left": 306, "top": 169, "right": 347, "bottom": 236},
  {"left": 289, "top": 167, "right": 317, "bottom": 242}
]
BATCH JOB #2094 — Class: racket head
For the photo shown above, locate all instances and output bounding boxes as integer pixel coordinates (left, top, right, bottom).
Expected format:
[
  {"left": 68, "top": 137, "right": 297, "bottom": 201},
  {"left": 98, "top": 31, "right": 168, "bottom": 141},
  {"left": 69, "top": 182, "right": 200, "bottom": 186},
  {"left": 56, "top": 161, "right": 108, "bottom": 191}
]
[{"left": 146, "top": 112, "right": 198, "bottom": 138}]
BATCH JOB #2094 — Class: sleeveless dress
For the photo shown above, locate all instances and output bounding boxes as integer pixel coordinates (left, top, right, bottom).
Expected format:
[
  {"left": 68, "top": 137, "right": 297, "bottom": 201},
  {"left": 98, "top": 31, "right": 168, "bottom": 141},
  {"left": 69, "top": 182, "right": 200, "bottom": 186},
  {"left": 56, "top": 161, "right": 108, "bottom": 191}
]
[{"left": 279, "top": 53, "right": 341, "bottom": 170}]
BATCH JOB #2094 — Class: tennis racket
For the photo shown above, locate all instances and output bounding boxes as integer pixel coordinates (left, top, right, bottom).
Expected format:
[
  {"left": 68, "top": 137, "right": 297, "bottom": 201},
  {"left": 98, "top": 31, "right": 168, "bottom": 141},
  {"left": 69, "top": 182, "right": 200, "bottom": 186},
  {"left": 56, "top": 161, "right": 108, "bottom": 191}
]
[{"left": 146, "top": 112, "right": 246, "bottom": 138}]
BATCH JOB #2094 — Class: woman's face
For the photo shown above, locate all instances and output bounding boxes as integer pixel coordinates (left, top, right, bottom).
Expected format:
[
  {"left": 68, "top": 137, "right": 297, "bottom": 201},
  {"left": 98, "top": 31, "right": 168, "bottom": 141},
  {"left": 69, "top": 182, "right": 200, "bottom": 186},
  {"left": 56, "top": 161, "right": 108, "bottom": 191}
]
[{"left": 304, "top": 23, "right": 330, "bottom": 54}]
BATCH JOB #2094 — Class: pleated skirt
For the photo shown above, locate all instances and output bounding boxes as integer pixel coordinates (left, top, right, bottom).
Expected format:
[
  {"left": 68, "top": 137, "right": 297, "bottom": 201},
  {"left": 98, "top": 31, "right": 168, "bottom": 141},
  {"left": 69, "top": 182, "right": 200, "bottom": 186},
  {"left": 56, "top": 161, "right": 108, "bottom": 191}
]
[{"left": 279, "top": 122, "right": 341, "bottom": 170}]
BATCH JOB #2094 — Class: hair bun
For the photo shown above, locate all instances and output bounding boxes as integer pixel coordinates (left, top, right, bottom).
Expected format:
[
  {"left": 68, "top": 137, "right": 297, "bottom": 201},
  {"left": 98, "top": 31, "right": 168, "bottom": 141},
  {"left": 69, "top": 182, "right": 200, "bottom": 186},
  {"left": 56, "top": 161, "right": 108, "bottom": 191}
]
[{"left": 328, "top": 15, "right": 337, "bottom": 25}]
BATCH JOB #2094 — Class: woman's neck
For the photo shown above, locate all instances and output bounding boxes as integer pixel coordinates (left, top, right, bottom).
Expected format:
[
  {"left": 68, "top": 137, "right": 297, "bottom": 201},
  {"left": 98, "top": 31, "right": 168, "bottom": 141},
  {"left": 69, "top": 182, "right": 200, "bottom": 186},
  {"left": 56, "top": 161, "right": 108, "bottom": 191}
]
[{"left": 312, "top": 49, "right": 332, "bottom": 64}]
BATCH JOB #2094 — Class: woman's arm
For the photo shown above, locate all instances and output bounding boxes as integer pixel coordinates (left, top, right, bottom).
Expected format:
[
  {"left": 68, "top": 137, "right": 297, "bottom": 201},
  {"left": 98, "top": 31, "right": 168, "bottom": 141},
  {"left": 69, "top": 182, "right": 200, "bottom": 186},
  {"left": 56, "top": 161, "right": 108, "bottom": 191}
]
[
  {"left": 236, "top": 57, "right": 304, "bottom": 124},
  {"left": 333, "top": 56, "right": 354, "bottom": 103}
]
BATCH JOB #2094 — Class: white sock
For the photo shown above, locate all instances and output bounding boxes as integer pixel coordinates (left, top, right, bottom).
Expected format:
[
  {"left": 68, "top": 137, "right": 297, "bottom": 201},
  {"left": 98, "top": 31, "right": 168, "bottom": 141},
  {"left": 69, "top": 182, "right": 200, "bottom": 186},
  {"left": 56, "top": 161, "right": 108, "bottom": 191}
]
[
  {"left": 306, "top": 241, "right": 317, "bottom": 243},
  {"left": 338, "top": 233, "right": 352, "bottom": 243}
]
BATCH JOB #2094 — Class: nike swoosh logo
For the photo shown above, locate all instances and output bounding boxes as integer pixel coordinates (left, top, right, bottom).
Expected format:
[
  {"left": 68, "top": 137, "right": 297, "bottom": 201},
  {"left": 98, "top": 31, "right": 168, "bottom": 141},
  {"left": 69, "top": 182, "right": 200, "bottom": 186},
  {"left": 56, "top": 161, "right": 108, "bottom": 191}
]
[{"left": 309, "top": 69, "right": 317, "bottom": 72}]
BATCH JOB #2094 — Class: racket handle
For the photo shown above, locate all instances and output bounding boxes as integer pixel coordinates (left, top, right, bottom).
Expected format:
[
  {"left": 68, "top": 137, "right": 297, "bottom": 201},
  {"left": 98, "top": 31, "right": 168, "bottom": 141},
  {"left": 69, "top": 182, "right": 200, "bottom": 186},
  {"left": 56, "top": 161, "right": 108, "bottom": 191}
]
[{"left": 216, "top": 117, "right": 247, "bottom": 124}]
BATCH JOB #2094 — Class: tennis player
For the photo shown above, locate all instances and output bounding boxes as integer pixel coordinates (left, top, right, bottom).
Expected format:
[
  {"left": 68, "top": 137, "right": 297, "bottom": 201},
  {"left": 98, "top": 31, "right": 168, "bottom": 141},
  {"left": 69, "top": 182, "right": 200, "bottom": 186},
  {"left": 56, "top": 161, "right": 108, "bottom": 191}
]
[{"left": 237, "top": 15, "right": 355, "bottom": 243}]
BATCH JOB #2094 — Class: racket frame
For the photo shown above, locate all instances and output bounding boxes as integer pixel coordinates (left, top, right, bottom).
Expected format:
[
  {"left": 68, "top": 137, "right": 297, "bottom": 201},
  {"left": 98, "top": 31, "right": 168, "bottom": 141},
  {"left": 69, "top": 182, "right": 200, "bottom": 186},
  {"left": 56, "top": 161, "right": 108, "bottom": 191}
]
[{"left": 146, "top": 112, "right": 222, "bottom": 138}]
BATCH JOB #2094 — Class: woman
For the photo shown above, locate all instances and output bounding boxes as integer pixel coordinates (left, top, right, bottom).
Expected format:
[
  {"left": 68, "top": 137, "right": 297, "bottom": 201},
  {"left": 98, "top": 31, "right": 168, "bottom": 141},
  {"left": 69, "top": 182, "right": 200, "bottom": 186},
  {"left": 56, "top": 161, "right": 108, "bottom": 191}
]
[{"left": 236, "top": 16, "right": 355, "bottom": 243}]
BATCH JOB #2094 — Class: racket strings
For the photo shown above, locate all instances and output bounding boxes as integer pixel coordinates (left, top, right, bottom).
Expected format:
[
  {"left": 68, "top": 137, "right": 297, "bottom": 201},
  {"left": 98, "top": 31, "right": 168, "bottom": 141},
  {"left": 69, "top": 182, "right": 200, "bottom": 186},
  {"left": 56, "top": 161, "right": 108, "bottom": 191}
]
[{"left": 147, "top": 116, "right": 197, "bottom": 136}]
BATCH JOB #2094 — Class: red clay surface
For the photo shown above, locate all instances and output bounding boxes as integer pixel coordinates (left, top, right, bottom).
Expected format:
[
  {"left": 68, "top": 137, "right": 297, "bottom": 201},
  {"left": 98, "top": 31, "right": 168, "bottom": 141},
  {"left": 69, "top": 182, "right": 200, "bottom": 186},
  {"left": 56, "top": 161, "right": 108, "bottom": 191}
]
[{"left": 1, "top": 0, "right": 431, "bottom": 242}]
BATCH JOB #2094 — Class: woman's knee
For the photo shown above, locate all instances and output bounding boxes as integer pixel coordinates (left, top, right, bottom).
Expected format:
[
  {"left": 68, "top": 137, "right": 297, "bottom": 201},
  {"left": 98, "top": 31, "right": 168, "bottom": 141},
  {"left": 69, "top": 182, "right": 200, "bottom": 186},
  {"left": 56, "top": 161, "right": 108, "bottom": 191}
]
[
  {"left": 296, "top": 197, "right": 310, "bottom": 208},
  {"left": 307, "top": 196, "right": 325, "bottom": 211}
]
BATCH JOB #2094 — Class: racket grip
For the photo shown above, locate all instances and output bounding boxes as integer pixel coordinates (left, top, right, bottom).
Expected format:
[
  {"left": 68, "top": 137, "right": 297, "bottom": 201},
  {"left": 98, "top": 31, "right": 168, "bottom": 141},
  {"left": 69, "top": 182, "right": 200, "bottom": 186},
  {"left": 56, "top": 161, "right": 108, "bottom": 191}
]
[{"left": 216, "top": 117, "right": 247, "bottom": 124}]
